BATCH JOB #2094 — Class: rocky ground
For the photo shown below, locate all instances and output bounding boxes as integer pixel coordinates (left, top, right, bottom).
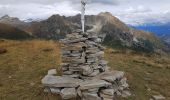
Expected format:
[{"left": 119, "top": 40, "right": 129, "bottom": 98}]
[{"left": 0, "top": 39, "right": 170, "bottom": 100}]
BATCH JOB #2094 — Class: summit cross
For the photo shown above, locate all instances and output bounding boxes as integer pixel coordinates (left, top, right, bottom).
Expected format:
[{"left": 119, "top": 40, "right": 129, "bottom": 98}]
[{"left": 81, "top": 0, "right": 87, "bottom": 33}]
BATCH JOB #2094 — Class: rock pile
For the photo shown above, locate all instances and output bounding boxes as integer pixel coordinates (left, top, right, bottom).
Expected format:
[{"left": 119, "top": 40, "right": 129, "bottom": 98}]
[{"left": 42, "top": 32, "right": 130, "bottom": 100}]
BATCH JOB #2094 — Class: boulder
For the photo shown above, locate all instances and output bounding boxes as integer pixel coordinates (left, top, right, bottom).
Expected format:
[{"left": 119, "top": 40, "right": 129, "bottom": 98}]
[
  {"left": 42, "top": 75, "right": 83, "bottom": 88},
  {"left": 60, "top": 88, "right": 77, "bottom": 99}
]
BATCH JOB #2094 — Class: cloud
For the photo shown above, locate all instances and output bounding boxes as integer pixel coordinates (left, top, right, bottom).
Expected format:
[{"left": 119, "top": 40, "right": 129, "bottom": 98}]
[
  {"left": 0, "top": 0, "right": 119, "bottom": 5},
  {"left": 0, "top": 0, "right": 170, "bottom": 25}
]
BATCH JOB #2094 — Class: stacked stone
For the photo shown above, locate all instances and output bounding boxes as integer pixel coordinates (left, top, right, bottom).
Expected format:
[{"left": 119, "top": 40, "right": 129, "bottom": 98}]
[
  {"left": 42, "top": 32, "right": 130, "bottom": 100},
  {"left": 61, "top": 32, "right": 108, "bottom": 79}
]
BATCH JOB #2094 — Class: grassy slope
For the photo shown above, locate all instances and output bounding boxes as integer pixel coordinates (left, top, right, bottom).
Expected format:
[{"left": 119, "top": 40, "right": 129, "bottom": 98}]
[
  {"left": 0, "top": 23, "right": 32, "bottom": 40},
  {"left": 0, "top": 40, "right": 170, "bottom": 100}
]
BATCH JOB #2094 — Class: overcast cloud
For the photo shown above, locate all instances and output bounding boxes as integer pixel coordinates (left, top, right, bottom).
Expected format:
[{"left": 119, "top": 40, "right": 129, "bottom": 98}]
[{"left": 0, "top": 0, "right": 170, "bottom": 25}]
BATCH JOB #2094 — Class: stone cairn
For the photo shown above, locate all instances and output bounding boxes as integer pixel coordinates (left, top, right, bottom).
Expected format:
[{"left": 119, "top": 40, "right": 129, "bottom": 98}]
[{"left": 42, "top": 31, "right": 130, "bottom": 100}]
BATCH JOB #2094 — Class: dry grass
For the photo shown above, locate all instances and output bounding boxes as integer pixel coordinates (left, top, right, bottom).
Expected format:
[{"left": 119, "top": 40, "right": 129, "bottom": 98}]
[
  {"left": 0, "top": 39, "right": 61, "bottom": 100},
  {"left": 105, "top": 48, "right": 170, "bottom": 100},
  {"left": 0, "top": 40, "right": 170, "bottom": 100}
]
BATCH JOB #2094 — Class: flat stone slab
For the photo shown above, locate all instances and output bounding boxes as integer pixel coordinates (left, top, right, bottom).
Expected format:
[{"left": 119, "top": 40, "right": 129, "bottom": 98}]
[
  {"left": 94, "top": 71, "right": 125, "bottom": 82},
  {"left": 62, "top": 42, "right": 87, "bottom": 51},
  {"left": 42, "top": 75, "right": 83, "bottom": 88},
  {"left": 62, "top": 38, "right": 87, "bottom": 44},
  {"left": 47, "top": 69, "right": 57, "bottom": 75},
  {"left": 79, "top": 79, "right": 111, "bottom": 90},
  {"left": 60, "top": 88, "right": 77, "bottom": 99},
  {"left": 66, "top": 33, "right": 83, "bottom": 39},
  {"left": 44, "top": 87, "right": 61, "bottom": 94}
]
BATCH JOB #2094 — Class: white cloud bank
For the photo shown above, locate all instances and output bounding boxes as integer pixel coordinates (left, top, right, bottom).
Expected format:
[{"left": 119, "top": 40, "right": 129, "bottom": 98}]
[{"left": 0, "top": 0, "right": 170, "bottom": 25}]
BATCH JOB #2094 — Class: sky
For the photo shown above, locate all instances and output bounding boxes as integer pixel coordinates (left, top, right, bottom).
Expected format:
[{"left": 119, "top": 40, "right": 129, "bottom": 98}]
[{"left": 0, "top": 0, "right": 170, "bottom": 25}]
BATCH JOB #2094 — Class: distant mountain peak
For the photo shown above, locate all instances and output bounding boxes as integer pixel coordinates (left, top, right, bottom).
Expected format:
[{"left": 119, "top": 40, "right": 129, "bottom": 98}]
[
  {"left": 1, "top": 15, "right": 10, "bottom": 19},
  {"left": 98, "top": 12, "right": 113, "bottom": 16}
]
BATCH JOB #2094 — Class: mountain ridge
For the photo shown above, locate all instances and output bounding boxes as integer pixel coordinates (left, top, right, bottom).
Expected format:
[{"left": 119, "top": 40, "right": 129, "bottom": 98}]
[
  {"left": 0, "top": 23, "right": 32, "bottom": 40},
  {"left": 0, "top": 13, "right": 168, "bottom": 52}
]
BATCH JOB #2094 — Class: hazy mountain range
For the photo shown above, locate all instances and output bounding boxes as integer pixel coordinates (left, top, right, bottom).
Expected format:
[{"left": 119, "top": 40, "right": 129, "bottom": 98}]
[
  {"left": 0, "top": 12, "right": 169, "bottom": 53},
  {"left": 132, "top": 23, "right": 170, "bottom": 45}
]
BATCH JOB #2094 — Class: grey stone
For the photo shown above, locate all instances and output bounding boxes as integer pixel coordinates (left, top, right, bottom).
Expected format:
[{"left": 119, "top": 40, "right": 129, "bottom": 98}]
[
  {"left": 94, "top": 38, "right": 102, "bottom": 43},
  {"left": 62, "top": 42, "right": 87, "bottom": 51},
  {"left": 44, "top": 87, "right": 61, "bottom": 94},
  {"left": 101, "top": 89, "right": 115, "bottom": 96},
  {"left": 86, "top": 88, "right": 99, "bottom": 93},
  {"left": 81, "top": 65, "right": 93, "bottom": 76},
  {"left": 69, "top": 53, "right": 82, "bottom": 57},
  {"left": 63, "top": 71, "right": 73, "bottom": 75},
  {"left": 66, "top": 33, "right": 83, "bottom": 39},
  {"left": 60, "top": 88, "right": 77, "bottom": 99},
  {"left": 42, "top": 75, "right": 83, "bottom": 88},
  {"left": 102, "top": 98, "right": 113, "bottom": 100},
  {"left": 122, "top": 90, "right": 131, "bottom": 98},
  {"left": 82, "top": 93, "right": 101, "bottom": 100},
  {"left": 94, "top": 71, "right": 125, "bottom": 82},
  {"left": 47, "top": 69, "right": 57, "bottom": 75},
  {"left": 115, "top": 91, "right": 122, "bottom": 96},
  {"left": 86, "top": 47, "right": 100, "bottom": 54},
  {"left": 79, "top": 79, "right": 111, "bottom": 90},
  {"left": 152, "top": 95, "right": 166, "bottom": 100},
  {"left": 85, "top": 40, "right": 97, "bottom": 45},
  {"left": 69, "top": 67, "right": 82, "bottom": 72},
  {"left": 89, "top": 70, "right": 100, "bottom": 77},
  {"left": 86, "top": 51, "right": 104, "bottom": 59},
  {"left": 62, "top": 38, "right": 87, "bottom": 44},
  {"left": 62, "top": 50, "right": 71, "bottom": 55},
  {"left": 62, "top": 57, "right": 85, "bottom": 64},
  {"left": 62, "top": 74, "right": 80, "bottom": 78},
  {"left": 98, "top": 44, "right": 106, "bottom": 50},
  {"left": 61, "top": 67, "right": 68, "bottom": 71},
  {"left": 87, "top": 58, "right": 97, "bottom": 63},
  {"left": 61, "top": 63, "right": 69, "bottom": 67},
  {"left": 100, "top": 93, "right": 114, "bottom": 99},
  {"left": 92, "top": 65, "right": 102, "bottom": 70},
  {"left": 95, "top": 51, "right": 104, "bottom": 57},
  {"left": 99, "top": 60, "right": 108, "bottom": 66}
]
